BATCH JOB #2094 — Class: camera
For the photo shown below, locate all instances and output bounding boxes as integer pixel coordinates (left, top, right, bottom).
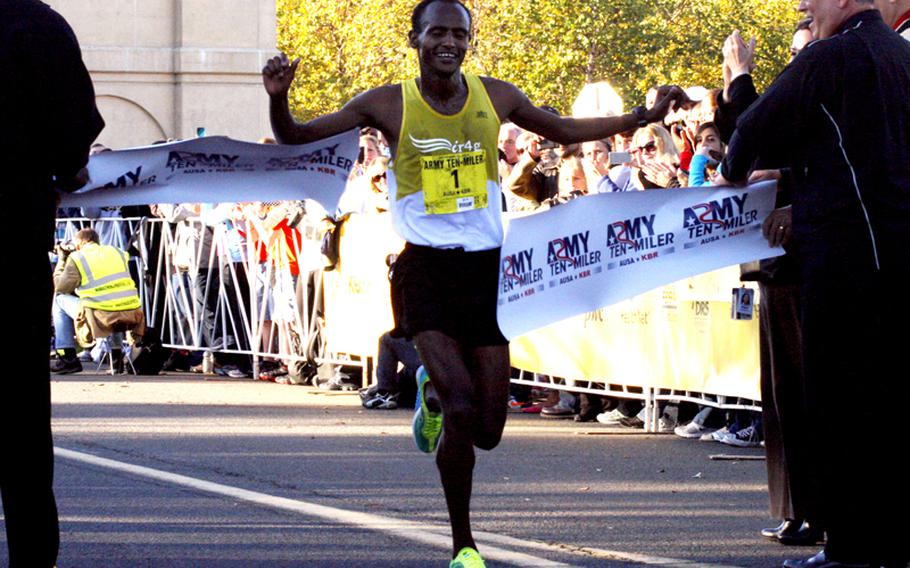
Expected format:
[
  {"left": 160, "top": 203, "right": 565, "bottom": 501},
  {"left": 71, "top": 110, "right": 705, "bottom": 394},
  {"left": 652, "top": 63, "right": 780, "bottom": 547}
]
[
  {"left": 56, "top": 242, "right": 76, "bottom": 254},
  {"left": 538, "top": 139, "right": 558, "bottom": 151},
  {"left": 54, "top": 241, "right": 76, "bottom": 261},
  {"left": 609, "top": 151, "right": 632, "bottom": 166}
]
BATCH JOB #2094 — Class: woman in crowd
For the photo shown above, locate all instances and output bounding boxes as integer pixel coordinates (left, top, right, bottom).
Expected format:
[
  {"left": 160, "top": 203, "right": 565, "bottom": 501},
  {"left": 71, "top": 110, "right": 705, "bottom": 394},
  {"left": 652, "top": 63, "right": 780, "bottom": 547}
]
[
  {"left": 688, "top": 122, "right": 725, "bottom": 187},
  {"left": 630, "top": 124, "right": 682, "bottom": 189}
]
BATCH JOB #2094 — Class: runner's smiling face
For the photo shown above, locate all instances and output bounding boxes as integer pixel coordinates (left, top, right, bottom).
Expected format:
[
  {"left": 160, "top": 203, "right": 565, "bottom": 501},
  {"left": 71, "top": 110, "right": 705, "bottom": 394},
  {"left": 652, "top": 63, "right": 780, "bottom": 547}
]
[{"left": 409, "top": 2, "right": 471, "bottom": 76}]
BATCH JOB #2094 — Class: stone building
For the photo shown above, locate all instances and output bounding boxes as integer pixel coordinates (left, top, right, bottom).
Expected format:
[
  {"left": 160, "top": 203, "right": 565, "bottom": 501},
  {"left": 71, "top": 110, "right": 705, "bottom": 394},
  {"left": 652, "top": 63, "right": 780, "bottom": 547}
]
[{"left": 50, "top": 0, "right": 277, "bottom": 149}]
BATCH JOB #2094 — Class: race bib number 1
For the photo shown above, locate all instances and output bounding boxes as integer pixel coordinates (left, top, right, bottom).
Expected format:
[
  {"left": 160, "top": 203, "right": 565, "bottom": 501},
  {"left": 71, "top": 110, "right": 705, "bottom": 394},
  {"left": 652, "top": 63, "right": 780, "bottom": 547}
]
[{"left": 421, "top": 151, "right": 489, "bottom": 215}]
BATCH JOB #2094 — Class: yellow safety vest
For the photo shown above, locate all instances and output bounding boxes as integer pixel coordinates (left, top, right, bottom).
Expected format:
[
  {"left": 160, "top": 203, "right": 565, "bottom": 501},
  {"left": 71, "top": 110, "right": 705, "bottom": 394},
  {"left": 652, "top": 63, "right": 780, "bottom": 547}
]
[{"left": 71, "top": 243, "right": 141, "bottom": 311}]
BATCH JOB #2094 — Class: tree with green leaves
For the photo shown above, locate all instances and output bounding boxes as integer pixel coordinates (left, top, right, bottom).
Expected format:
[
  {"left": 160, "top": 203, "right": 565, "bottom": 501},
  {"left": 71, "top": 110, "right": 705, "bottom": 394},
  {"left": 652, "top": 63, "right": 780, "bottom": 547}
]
[{"left": 276, "top": 0, "right": 799, "bottom": 118}]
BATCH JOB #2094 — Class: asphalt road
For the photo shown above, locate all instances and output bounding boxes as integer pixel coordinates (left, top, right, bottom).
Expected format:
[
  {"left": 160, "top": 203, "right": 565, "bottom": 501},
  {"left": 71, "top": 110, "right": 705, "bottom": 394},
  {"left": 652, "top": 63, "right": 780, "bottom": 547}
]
[{"left": 0, "top": 372, "right": 817, "bottom": 567}]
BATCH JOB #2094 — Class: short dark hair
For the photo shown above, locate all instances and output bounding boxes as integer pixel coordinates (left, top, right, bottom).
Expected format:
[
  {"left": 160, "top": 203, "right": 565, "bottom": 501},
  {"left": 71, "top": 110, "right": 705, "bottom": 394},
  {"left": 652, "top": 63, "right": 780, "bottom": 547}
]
[
  {"left": 696, "top": 122, "right": 718, "bottom": 138},
  {"left": 796, "top": 18, "right": 812, "bottom": 32},
  {"left": 411, "top": 0, "right": 472, "bottom": 33}
]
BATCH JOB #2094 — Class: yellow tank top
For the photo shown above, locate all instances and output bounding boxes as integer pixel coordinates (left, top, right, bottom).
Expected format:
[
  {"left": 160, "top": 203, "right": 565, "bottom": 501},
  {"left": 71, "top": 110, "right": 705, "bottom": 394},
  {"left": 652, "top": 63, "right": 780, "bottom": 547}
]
[{"left": 390, "top": 73, "right": 503, "bottom": 250}]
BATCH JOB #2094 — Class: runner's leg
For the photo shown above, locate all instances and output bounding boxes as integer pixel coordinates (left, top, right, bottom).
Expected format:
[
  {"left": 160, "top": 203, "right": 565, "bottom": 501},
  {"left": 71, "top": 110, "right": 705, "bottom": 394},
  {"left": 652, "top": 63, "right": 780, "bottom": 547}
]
[
  {"left": 414, "top": 330, "right": 477, "bottom": 557},
  {"left": 467, "top": 345, "right": 510, "bottom": 450}
]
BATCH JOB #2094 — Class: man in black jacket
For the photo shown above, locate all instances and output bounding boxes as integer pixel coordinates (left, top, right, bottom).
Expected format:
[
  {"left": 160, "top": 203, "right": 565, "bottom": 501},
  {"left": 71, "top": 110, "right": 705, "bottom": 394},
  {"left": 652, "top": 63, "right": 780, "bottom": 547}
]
[
  {"left": 0, "top": 1, "right": 104, "bottom": 566},
  {"left": 715, "top": 25, "right": 824, "bottom": 550},
  {"left": 719, "top": 2, "right": 910, "bottom": 567}
]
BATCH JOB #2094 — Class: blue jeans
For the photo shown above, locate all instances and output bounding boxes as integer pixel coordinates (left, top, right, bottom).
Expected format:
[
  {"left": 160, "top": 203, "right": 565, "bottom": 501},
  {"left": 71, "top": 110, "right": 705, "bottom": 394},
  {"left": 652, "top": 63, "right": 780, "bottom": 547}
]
[
  {"left": 376, "top": 332, "right": 421, "bottom": 393},
  {"left": 52, "top": 294, "right": 123, "bottom": 351}
]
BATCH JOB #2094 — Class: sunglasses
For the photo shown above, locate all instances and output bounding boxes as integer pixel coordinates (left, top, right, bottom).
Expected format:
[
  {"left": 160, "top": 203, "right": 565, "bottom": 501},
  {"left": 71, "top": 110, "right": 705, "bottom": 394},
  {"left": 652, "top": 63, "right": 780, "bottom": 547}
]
[{"left": 632, "top": 141, "right": 657, "bottom": 154}]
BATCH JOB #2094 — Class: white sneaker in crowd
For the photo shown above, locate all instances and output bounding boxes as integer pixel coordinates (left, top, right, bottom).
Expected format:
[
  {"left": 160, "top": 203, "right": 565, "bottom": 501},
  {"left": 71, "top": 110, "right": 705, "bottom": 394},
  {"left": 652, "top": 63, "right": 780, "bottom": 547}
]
[
  {"left": 674, "top": 421, "right": 718, "bottom": 439},
  {"left": 225, "top": 366, "right": 249, "bottom": 379},
  {"left": 702, "top": 425, "right": 733, "bottom": 442},
  {"left": 540, "top": 401, "right": 577, "bottom": 418},
  {"left": 595, "top": 409, "right": 627, "bottom": 424}
]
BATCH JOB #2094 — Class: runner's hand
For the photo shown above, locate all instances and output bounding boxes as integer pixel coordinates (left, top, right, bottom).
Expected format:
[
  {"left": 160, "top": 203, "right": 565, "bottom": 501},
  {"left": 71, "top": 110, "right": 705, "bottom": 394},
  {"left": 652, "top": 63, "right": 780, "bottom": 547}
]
[
  {"left": 262, "top": 53, "right": 301, "bottom": 97},
  {"left": 645, "top": 86, "right": 693, "bottom": 123}
]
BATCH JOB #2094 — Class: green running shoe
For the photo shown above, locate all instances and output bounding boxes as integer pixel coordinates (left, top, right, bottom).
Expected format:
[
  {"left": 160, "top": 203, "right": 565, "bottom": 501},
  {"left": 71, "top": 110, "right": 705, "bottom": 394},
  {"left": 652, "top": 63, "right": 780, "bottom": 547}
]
[
  {"left": 449, "top": 547, "right": 486, "bottom": 568},
  {"left": 412, "top": 365, "right": 442, "bottom": 453}
]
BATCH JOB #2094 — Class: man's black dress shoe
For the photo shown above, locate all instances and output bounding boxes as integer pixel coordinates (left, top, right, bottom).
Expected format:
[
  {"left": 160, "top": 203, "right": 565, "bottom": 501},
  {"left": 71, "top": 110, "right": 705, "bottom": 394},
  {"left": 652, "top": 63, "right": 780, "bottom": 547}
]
[
  {"left": 782, "top": 551, "right": 873, "bottom": 568},
  {"left": 777, "top": 521, "right": 825, "bottom": 546},
  {"left": 763, "top": 519, "right": 802, "bottom": 540}
]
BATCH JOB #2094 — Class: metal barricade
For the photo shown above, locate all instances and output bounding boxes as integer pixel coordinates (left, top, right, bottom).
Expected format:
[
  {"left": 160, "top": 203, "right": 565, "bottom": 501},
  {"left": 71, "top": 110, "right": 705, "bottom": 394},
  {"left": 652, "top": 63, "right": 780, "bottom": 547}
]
[
  {"left": 509, "top": 371, "right": 760, "bottom": 432},
  {"left": 55, "top": 212, "right": 369, "bottom": 386},
  {"left": 54, "top": 213, "right": 760, "bottom": 431}
]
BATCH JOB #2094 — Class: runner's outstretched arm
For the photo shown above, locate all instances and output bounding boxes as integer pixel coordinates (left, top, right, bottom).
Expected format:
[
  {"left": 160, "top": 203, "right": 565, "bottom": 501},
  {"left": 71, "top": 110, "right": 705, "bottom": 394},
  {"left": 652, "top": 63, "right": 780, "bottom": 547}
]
[
  {"left": 483, "top": 78, "right": 689, "bottom": 144},
  {"left": 262, "top": 53, "right": 382, "bottom": 144}
]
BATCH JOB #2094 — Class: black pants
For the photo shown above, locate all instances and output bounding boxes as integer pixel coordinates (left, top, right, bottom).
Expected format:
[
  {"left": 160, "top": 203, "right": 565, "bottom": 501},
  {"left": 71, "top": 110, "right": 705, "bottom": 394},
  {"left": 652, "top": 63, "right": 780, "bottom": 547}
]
[
  {"left": 1, "top": 195, "right": 59, "bottom": 567},
  {"left": 799, "top": 246, "right": 909, "bottom": 564}
]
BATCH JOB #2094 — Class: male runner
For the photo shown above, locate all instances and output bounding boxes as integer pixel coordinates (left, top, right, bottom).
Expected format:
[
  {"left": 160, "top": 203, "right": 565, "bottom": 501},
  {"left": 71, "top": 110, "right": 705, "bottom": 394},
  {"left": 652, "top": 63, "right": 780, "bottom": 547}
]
[{"left": 263, "top": 1, "right": 685, "bottom": 565}]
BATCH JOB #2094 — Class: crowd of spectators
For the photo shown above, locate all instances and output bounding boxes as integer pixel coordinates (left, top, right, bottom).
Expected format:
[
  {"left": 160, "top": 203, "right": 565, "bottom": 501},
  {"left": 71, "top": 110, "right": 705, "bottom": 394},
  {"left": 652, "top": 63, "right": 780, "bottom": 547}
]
[
  {"left": 28, "top": 0, "right": 910, "bottom": 565},
  {"left": 485, "top": 50, "right": 763, "bottom": 450},
  {"left": 51, "top": 130, "right": 396, "bottom": 387},
  {"left": 48, "top": 20, "right": 784, "bottom": 437},
  {"left": 53, "top": 114, "right": 759, "bottom": 442},
  {"left": 50, "top": 45, "right": 760, "bottom": 418}
]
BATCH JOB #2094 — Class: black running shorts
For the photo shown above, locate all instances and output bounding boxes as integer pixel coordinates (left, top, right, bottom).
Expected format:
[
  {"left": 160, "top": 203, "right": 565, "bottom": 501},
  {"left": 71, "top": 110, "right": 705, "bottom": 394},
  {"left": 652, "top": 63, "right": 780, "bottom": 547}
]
[{"left": 390, "top": 243, "right": 508, "bottom": 347}]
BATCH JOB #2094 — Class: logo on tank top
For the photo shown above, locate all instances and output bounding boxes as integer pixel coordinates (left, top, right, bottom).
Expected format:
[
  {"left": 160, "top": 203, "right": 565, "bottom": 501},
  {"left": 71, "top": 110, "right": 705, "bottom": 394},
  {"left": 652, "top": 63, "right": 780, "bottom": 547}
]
[{"left": 409, "top": 134, "right": 482, "bottom": 154}]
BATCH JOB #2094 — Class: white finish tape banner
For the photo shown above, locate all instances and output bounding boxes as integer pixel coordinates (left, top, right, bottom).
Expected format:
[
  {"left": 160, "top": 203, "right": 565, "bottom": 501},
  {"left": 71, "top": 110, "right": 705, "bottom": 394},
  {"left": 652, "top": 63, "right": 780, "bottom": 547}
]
[
  {"left": 497, "top": 181, "right": 783, "bottom": 339},
  {"left": 60, "top": 130, "right": 359, "bottom": 212}
]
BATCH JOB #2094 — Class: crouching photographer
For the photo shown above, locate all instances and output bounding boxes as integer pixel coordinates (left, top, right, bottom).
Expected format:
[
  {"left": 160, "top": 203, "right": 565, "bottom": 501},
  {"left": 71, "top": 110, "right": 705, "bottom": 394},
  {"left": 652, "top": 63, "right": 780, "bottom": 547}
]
[{"left": 51, "top": 228, "right": 144, "bottom": 374}]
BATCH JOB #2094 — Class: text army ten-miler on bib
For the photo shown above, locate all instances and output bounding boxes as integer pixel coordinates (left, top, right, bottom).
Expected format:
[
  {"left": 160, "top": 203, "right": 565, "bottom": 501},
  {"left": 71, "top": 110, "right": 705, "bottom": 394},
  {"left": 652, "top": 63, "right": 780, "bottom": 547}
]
[{"left": 420, "top": 150, "right": 488, "bottom": 215}]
